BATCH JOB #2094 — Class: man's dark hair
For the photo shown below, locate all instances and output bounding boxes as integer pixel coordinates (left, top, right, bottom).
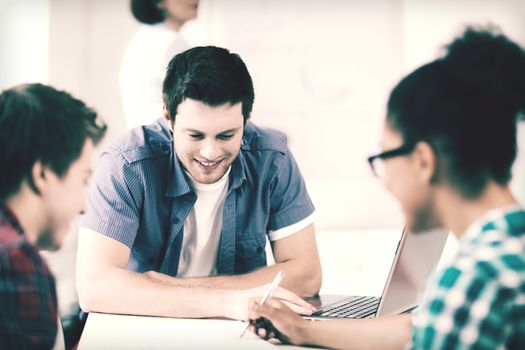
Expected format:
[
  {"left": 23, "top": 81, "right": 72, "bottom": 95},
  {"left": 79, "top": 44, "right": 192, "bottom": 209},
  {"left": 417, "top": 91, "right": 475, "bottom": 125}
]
[
  {"left": 162, "top": 46, "right": 255, "bottom": 124},
  {"left": 130, "top": 0, "right": 164, "bottom": 25},
  {"left": 0, "top": 83, "right": 107, "bottom": 200},
  {"left": 387, "top": 27, "right": 525, "bottom": 198}
]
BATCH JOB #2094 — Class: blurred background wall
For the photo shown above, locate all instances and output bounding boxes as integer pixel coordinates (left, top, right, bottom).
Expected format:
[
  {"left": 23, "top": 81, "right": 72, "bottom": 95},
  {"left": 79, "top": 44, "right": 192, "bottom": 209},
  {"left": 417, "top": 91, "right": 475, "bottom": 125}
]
[{"left": 1, "top": 0, "right": 524, "bottom": 230}]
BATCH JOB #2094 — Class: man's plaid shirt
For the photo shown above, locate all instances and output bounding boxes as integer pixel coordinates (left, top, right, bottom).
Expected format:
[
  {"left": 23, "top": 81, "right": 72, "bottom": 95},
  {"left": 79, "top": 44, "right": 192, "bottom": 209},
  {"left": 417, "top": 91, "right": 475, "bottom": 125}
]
[
  {"left": 409, "top": 206, "right": 525, "bottom": 349},
  {"left": 0, "top": 203, "right": 58, "bottom": 349}
]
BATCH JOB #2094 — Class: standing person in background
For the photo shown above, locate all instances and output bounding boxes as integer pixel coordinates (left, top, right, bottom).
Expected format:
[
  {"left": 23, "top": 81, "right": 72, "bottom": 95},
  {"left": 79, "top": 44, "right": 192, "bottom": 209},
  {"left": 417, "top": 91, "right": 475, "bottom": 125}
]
[
  {"left": 0, "top": 84, "right": 106, "bottom": 349},
  {"left": 120, "top": 0, "right": 200, "bottom": 129},
  {"left": 249, "top": 26, "right": 525, "bottom": 349}
]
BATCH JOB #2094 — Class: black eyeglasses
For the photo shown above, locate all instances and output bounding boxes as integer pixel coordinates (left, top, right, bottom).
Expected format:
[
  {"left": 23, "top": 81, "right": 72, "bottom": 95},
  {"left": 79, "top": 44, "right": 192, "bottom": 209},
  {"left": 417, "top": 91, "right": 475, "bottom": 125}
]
[{"left": 367, "top": 144, "right": 415, "bottom": 177}]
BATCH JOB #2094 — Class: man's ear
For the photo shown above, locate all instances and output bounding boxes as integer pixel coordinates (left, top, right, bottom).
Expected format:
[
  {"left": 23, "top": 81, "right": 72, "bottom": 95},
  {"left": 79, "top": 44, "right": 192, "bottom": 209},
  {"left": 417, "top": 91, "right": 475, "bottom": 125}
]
[
  {"left": 28, "top": 161, "right": 46, "bottom": 195},
  {"left": 413, "top": 141, "right": 437, "bottom": 185},
  {"left": 163, "top": 105, "right": 173, "bottom": 131}
]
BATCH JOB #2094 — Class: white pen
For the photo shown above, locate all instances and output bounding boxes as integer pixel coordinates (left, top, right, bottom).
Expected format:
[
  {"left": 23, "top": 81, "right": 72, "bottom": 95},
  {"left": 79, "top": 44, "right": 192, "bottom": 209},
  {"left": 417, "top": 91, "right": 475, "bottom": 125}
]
[{"left": 240, "top": 271, "right": 285, "bottom": 338}]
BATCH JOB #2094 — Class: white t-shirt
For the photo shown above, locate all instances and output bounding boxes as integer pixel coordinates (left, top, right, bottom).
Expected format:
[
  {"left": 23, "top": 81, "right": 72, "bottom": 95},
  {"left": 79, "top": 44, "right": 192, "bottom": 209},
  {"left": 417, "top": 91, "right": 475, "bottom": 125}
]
[
  {"left": 177, "top": 167, "right": 315, "bottom": 277},
  {"left": 177, "top": 168, "right": 230, "bottom": 277},
  {"left": 119, "top": 23, "right": 190, "bottom": 129}
]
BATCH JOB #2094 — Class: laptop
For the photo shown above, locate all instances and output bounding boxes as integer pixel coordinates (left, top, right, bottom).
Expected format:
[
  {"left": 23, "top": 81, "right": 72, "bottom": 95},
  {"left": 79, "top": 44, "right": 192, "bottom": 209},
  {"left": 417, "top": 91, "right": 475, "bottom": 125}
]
[{"left": 306, "top": 227, "right": 449, "bottom": 320}]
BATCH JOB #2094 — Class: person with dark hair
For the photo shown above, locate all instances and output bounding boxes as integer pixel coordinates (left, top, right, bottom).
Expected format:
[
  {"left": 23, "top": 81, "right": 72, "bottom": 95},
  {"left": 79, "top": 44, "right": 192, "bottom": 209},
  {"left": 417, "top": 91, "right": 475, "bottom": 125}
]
[
  {"left": 77, "top": 46, "right": 322, "bottom": 321},
  {"left": 120, "top": 0, "right": 200, "bottom": 129},
  {"left": 0, "top": 83, "right": 106, "bottom": 349},
  {"left": 247, "top": 27, "right": 525, "bottom": 349}
]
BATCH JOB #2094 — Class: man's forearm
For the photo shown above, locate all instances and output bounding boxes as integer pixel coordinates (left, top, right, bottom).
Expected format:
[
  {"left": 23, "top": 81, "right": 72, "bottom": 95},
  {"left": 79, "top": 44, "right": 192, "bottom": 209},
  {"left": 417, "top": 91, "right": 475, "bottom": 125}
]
[
  {"left": 147, "top": 259, "right": 322, "bottom": 297},
  {"left": 78, "top": 267, "right": 236, "bottom": 319}
]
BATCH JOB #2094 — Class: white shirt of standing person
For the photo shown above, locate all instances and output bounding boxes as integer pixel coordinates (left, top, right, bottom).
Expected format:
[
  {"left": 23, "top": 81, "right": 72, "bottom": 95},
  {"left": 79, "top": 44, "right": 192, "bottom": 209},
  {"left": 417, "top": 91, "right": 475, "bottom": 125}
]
[{"left": 120, "top": 22, "right": 190, "bottom": 129}]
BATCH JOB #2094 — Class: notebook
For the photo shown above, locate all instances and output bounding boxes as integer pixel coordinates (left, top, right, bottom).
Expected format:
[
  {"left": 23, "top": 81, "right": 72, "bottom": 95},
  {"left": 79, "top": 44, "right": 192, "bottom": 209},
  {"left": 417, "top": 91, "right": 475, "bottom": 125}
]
[{"left": 306, "top": 227, "right": 448, "bottom": 319}]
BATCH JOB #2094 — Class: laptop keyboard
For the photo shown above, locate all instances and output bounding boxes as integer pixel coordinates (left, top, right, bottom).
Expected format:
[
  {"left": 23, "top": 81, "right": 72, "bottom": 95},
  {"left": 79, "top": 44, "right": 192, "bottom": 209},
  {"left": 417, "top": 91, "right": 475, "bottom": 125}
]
[{"left": 312, "top": 296, "right": 380, "bottom": 318}]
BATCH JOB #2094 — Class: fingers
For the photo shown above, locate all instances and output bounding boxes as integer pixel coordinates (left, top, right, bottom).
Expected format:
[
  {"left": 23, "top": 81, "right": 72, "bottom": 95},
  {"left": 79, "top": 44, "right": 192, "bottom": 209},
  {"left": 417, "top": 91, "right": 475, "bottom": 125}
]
[
  {"left": 249, "top": 308, "right": 288, "bottom": 343},
  {"left": 250, "top": 302, "right": 278, "bottom": 321},
  {"left": 271, "top": 287, "right": 316, "bottom": 314}
]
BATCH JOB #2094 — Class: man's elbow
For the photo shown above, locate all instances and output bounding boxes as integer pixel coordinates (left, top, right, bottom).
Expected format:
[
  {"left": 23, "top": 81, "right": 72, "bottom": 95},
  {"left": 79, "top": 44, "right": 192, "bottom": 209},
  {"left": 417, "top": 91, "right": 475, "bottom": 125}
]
[
  {"left": 76, "top": 271, "right": 107, "bottom": 312},
  {"left": 77, "top": 284, "right": 95, "bottom": 312},
  {"left": 301, "top": 264, "right": 322, "bottom": 297}
]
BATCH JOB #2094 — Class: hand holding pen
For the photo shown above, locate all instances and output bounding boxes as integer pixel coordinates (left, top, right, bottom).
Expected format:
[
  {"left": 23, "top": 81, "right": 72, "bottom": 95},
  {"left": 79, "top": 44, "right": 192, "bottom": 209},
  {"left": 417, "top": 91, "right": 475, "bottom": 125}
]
[{"left": 240, "top": 271, "right": 285, "bottom": 338}]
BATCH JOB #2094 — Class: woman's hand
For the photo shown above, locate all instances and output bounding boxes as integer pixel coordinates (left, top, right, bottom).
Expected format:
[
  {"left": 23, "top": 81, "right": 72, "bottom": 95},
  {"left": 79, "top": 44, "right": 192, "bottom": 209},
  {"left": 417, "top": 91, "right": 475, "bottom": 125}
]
[{"left": 248, "top": 298, "right": 312, "bottom": 345}]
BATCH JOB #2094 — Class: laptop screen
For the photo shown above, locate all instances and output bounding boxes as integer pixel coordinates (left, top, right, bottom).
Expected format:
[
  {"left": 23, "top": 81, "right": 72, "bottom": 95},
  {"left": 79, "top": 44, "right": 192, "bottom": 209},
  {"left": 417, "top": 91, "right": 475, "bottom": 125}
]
[{"left": 377, "top": 227, "right": 449, "bottom": 316}]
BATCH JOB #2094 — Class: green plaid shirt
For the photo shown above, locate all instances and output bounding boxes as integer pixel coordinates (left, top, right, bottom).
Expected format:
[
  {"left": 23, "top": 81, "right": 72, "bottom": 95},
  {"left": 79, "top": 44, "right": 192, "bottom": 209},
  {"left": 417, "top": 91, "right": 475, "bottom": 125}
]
[{"left": 409, "top": 206, "right": 525, "bottom": 349}]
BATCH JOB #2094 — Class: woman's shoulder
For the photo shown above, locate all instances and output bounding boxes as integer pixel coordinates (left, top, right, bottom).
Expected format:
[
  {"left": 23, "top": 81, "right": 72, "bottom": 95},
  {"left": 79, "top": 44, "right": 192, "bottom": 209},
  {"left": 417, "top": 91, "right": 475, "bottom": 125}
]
[{"left": 125, "top": 23, "right": 179, "bottom": 54}]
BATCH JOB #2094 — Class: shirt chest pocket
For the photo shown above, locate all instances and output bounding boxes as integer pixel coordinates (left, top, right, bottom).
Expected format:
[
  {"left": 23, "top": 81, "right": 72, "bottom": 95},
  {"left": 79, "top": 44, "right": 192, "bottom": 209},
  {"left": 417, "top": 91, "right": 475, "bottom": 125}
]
[{"left": 235, "top": 233, "right": 268, "bottom": 274}]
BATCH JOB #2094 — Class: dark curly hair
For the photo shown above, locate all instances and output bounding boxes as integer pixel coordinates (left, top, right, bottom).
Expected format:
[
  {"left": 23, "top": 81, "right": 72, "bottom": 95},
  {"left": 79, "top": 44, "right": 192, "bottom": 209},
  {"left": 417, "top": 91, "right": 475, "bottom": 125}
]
[{"left": 387, "top": 26, "right": 525, "bottom": 198}]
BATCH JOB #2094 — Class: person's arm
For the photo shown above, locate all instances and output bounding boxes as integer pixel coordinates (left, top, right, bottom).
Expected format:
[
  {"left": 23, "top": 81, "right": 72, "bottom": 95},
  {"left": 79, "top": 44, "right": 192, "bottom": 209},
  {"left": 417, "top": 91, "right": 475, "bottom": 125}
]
[
  {"left": 76, "top": 228, "right": 315, "bottom": 320},
  {"left": 0, "top": 244, "right": 58, "bottom": 349},
  {"left": 249, "top": 299, "right": 412, "bottom": 349},
  {"left": 146, "top": 222, "right": 322, "bottom": 297}
]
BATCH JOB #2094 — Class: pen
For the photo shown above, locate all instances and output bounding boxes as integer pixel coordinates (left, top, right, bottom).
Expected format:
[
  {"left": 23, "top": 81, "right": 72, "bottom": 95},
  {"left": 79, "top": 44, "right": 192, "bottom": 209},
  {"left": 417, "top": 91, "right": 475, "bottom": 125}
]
[{"left": 240, "top": 270, "right": 285, "bottom": 338}]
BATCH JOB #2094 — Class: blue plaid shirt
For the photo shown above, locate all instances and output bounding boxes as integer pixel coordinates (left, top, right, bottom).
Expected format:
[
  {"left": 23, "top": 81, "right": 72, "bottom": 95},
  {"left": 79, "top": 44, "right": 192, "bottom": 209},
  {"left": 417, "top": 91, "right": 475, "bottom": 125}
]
[
  {"left": 409, "top": 206, "right": 525, "bottom": 349},
  {"left": 80, "top": 119, "right": 314, "bottom": 276}
]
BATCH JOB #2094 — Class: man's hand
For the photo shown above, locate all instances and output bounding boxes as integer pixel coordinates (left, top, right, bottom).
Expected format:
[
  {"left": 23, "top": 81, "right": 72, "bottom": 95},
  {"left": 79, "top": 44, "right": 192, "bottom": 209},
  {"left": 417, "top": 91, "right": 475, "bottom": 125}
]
[
  {"left": 248, "top": 298, "right": 310, "bottom": 345},
  {"left": 228, "top": 285, "right": 316, "bottom": 321}
]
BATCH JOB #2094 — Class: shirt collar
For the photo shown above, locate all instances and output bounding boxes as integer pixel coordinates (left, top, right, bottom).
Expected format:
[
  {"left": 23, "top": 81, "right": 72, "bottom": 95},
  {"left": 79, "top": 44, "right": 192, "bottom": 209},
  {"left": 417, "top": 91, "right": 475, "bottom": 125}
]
[
  {"left": 0, "top": 202, "right": 25, "bottom": 236},
  {"left": 229, "top": 151, "right": 246, "bottom": 191},
  {"left": 461, "top": 204, "right": 524, "bottom": 244},
  {"left": 166, "top": 147, "right": 193, "bottom": 198}
]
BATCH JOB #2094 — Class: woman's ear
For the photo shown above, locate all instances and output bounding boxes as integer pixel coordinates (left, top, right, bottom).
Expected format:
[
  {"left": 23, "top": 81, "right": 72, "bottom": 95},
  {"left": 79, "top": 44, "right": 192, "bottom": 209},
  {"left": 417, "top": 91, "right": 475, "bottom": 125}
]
[
  {"left": 414, "top": 141, "right": 437, "bottom": 185},
  {"left": 157, "top": 0, "right": 166, "bottom": 10}
]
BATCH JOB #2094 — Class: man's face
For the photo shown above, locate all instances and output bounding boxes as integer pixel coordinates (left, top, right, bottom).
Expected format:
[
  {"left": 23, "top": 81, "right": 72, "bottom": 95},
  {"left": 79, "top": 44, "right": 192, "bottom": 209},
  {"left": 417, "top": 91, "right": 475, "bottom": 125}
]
[
  {"left": 170, "top": 98, "right": 244, "bottom": 184},
  {"left": 38, "top": 139, "right": 93, "bottom": 250},
  {"left": 378, "top": 122, "right": 440, "bottom": 233}
]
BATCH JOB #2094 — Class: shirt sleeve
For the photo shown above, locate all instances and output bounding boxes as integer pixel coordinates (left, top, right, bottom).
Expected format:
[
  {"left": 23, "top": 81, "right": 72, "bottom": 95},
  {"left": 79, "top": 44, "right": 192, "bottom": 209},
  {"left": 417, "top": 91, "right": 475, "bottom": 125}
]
[
  {"left": 268, "top": 213, "right": 315, "bottom": 241},
  {"left": 0, "top": 244, "right": 58, "bottom": 349},
  {"left": 79, "top": 150, "right": 142, "bottom": 248},
  {"left": 267, "top": 148, "right": 315, "bottom": 231},
  {"left": 409, "top": 263, "right": 516, "bottom": 349}
]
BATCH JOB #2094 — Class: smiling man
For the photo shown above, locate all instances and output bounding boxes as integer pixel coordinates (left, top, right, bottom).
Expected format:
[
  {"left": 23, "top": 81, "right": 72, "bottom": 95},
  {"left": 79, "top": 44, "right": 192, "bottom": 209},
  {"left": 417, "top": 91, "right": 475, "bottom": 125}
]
[{"left": 77, "top": 46, "right": 321, "bottom": 320}]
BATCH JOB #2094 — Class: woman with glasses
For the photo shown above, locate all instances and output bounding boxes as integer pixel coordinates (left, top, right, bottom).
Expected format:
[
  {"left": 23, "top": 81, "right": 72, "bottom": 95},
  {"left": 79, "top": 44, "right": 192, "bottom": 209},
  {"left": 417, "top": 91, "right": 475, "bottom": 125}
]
[{"left": 248, "top": 26, "right": 525, "bottom": 349}]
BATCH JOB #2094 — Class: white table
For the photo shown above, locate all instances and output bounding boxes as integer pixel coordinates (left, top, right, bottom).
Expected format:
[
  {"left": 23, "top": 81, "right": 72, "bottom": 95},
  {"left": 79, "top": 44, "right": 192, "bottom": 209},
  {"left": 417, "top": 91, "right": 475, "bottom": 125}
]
[
  {"left": 78, "top": 312, "right": 324, "bottom": 350},
  {"left": 77, "top": 230, "right": 458, "bottom": 349}
]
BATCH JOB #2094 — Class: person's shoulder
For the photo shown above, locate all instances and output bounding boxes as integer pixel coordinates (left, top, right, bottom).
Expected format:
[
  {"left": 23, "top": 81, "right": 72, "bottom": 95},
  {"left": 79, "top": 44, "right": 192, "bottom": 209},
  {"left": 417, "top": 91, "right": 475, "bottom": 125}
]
[
  {"left": 242, "top": 122, "right": 289, "bottom": 154},
  {"left": 127, "top": 23, "right": 179, "bottom": 50},
  {"left": 443, "top": 232, "right": 525, "bottom": 296},
  {"left": 106, "top": 119, "right": 172, "bottom": 165},
  {"left": 0, "top": 216, "right": 23, "bottom": 247},
  {"left": 0, "top": 230, "right": 35, "bottom": 271}
]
